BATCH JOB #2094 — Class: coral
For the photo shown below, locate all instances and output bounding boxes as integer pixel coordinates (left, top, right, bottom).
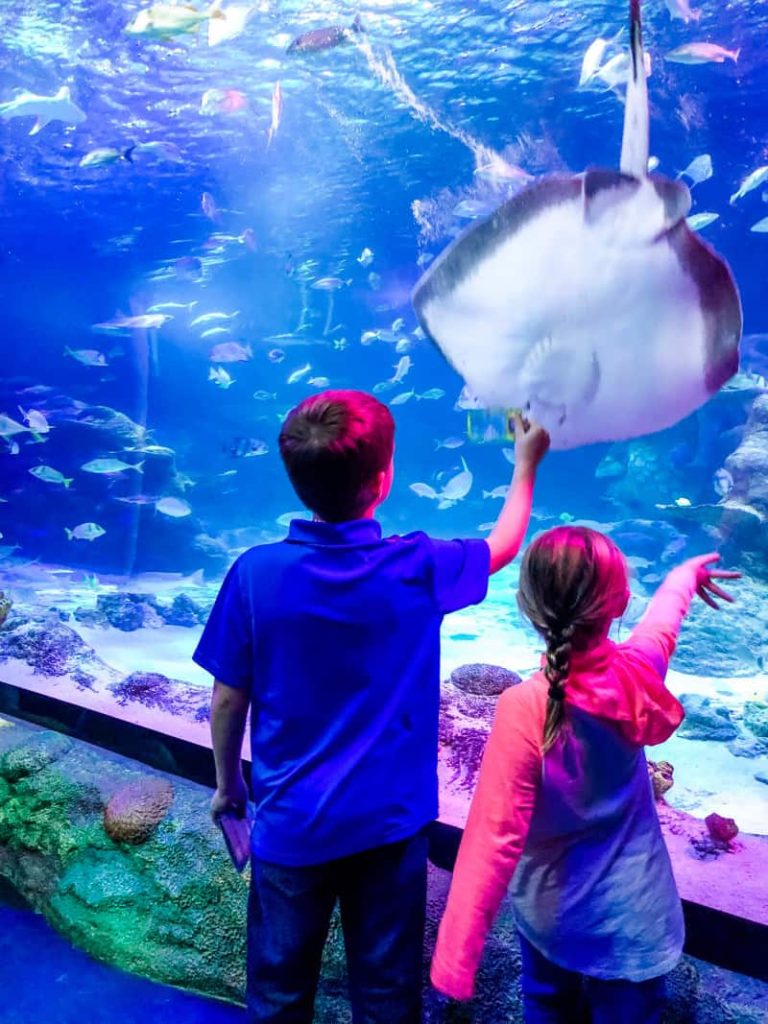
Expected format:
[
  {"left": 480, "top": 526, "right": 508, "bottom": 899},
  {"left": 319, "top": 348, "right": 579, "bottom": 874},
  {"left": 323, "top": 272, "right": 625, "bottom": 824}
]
[
  {"left": 110, "top": 672, "right": 172, "bottom": 710},
  {"left": 0, "top": 591, "right": 12, "bottom": 629},
  {"left": 96, "top": 593, "right": 159, "bottom": 632},
  {"left": 648, "top": 760, "right": 674, "bottom": 801},
  {"left": 705, "top": 812, "right": 739, "bottom": 845},
  {"left": 0, "top": 621, "right": 114, "bottom": 679},
  {"left": 677, "top": 694, "right": 738, "bottom": 741},
  {"left": 743, "top": 701, "right": 768, "bottom": 738},
  {"left": 103, "top": 777, "right": 174, "bottom": 845},
  {"left": 159, "top": 593, "right": 207, "bottom": 627},
  {"left": 449, "top": 663, "right": 521, "bottom": 696}
]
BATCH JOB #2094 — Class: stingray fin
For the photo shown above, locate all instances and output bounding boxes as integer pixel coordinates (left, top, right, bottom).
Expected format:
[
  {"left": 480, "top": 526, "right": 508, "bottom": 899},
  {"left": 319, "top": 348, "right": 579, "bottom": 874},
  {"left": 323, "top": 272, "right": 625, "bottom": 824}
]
[
  {"left": 619, "top": 0, "right": 649, "bottom": 177},
  {"left": 29, "top": 117, "right": 48, "bottom": 136},
  {"left": 583, "top": 169, "right": 642, "bottom": 224},
  {"left": 649, "top": 175, "right": 692, "bottom": 228}
]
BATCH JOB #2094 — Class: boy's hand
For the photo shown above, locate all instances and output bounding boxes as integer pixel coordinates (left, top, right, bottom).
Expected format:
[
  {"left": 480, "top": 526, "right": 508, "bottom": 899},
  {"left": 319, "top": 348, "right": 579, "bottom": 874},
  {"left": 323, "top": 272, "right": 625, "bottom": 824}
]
[
  {"left": 677, "top": 553, "right": 740, "bottom": 610},
  {"left": 211, "top": 774, "right": 249, "bottom": 822},
  {"left": 510, "top": 413, "right": 550, "bottom": 473}
]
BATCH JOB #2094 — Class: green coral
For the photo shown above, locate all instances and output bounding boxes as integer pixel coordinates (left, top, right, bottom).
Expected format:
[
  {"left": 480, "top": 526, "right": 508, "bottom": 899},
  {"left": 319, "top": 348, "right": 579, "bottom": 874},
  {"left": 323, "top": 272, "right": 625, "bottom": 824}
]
[
  {"left": 0, "top": 591, "right": 11, "bottom": 629},
  {"left": 744, "top": 701, "right": 768, "bottom": 738}
]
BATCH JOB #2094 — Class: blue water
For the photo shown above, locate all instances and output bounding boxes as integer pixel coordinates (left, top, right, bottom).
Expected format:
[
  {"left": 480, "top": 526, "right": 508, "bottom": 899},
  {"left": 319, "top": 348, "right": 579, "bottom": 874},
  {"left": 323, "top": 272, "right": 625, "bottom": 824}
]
[
  {"left": 0, "top": 0, "right": 766, "bottom": 578},
  {"left": 0, "top": 897, "right": 244, "bottom": 1022}
]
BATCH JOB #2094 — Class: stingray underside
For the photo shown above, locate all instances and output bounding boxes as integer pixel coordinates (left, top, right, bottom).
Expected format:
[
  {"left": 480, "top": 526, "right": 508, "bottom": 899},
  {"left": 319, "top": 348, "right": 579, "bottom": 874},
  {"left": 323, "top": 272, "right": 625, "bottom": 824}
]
[{"left": 411, "top": 171, "right": 742, "bottom": 450}]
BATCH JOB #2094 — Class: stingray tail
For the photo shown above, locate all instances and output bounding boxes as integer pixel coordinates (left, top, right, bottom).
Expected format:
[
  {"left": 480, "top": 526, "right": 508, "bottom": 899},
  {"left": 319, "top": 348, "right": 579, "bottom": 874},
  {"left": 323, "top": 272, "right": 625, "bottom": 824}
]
[{"left": 619, "top": 0, "right": 649, "bottom": 178}]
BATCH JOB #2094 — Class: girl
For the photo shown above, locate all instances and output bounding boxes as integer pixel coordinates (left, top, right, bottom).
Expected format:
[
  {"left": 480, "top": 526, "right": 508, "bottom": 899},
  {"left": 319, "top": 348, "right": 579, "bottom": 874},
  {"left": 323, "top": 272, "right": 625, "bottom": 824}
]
[{"left": 430, "top": 526, "right": 739, "bottom": 1024}]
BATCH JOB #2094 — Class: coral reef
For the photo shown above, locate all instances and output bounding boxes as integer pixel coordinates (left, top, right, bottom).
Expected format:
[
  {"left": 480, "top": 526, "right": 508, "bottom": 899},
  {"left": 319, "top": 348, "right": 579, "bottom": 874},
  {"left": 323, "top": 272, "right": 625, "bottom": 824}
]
[
  {"left": 103, "top": 778, "right": 174, "bottom": 845},
  {"left": 677, "top": 695, "right": 738, "bottom": 741},
  {"left": 449, "top": 663, "right": 521, "bottom": 696},
  {"left": 0, "top": 620, "right": 118, "bottom": 684},
  {"left": 743, "top": 701, "right": 768, "bottom": 739},
  {"left": 0, "top": 592, "right": 11, "bottom": 629},
  {"left": 96, "top": 593, "right": 162, "bottom": 632},
  {"left": 109, "top": 671, "right": 211, "bottom": 719},
  {"left": 648, "top": 760, "right": 675, "bottom": 801}
]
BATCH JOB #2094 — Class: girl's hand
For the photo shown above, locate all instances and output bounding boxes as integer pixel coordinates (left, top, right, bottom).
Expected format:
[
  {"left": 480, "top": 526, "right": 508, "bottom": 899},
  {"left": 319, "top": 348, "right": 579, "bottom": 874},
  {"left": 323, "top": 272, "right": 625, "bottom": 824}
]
[{"left": 680, "top": 553, "right": 741, "bottom": 610}]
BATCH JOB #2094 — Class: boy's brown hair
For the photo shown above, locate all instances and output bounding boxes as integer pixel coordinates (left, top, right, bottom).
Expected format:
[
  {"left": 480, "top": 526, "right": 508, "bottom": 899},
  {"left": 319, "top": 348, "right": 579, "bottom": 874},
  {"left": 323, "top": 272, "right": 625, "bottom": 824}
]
[{"left": 278, "top": 390, "right": 395, "bottom": 523}]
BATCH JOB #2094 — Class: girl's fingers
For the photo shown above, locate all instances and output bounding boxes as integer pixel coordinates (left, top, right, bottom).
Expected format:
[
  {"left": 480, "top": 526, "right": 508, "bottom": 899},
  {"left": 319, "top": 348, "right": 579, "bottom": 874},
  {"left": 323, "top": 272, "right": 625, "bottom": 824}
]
[
  {"left": 704, "top": 581, "right": 735, "bottom": 603},
  {"left": 697, "top": 587, "right": 720, "bottom": 609},
  {"left": 709, "top": 570, "right": 742, "bottom": 580}
]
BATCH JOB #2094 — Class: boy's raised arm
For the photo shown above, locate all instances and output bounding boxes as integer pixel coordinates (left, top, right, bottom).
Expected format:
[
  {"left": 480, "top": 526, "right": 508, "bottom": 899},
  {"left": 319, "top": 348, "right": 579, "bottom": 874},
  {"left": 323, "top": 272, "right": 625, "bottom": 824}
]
[{"left": 487, "top": 414, "right": 550, "bottom": 575}]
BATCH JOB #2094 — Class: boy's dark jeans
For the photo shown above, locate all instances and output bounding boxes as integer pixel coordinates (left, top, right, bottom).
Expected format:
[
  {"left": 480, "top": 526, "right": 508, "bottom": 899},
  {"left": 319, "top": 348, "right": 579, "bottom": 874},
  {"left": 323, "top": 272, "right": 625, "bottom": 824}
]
[{"left": 246, "top": 830, "right": 429, "bottom": 1024}]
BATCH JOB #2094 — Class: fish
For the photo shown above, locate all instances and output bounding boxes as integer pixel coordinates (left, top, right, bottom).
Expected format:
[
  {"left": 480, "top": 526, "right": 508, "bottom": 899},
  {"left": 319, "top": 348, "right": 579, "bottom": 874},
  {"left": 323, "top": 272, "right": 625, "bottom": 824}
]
[
  {"left": 200, "top": 88, "right": 248, "bottom": 116},
  {"left": 663, "top": 0, "right": 701, "bottom": 21},
  {"left": 312, "top": 277, "right": 348, "bottom": 291},
  {"left": 729, "top": 166, "right": 768, "bottom": 204},
  {"left": 308, "top": 376, "right": 330, "bottom": 388},
  {"left": 64, "top": 346, "right": 107, "bottom": 366},
  {"left": 418, "top": 388, "right": 446, "bottom": 400},
  {"left": 79, "top": 147, "right": 134, "bottom": 168},
  {"left": 266, "top": 81, "right": 282, "bottom": 148},
  {"left": 434, "top": 437, "right": 465, "bottom": 450},
  {"left": 357, "top": 248, "right": 374, "bottom": 267},
  {"left": 209, "top": 366, "right": 235, "bottom": 388},
  {"left": 201, "top": 191, "right": 220, "bottom": 222},
  {"left": 579, "top": 37, "right": 612, "bottom": 88},
  {"left": 208, "top": 3, "right": 254, "bottom": 46},
  {"left": 190, "top": 311, "right": 239, "bottom": 326},
  {"left": 373, "top": 382, "right": 396, "bottom": 394},
  {"left": 125, "top": 1, "right": 226, "bottom": 39},
  {"left": 81, "top": 458, "right": 144, "bottom": 475},
  {"left": 410, "top": 483, "right": 439, "bottom": 500},
  {"left": 483, "top": 486, "right": 509, "bottom": 500},
  {"left": 287, "top": 363, "right": 312, "bottom": 384},
  {"left": 412, "top": 0, "right": 742, "bottom": 451},
  {"left": 209, "top": 341, "right": 251, "bottom": 362},
  {"left": 453, "top": 199, "right": 495, "bottom": 220},
  {"left": 686, "top": 212, "right": 719, "bottom": 231},
  {"left": 665, "top": 43, "right": 740, "bottom": 65},
  {"left": 0, "top": 86, "right": 86, "bottom": 135},
  {"left": 390, "top": 356, "right": 412, "bottom": 383},
  {"left": 390, "top": 389, "right": 415, "bottom": 406},
  {"left": 18, "top": 407, "right": 50, "bottom": 434},
  {"left": 92, "top": 314, "right": 172, "bottom": 331},
  {"left": 204, "top": 231, "right": 255, "bottom": 251},
  {"left": 750, "top": 216, "right": 768, "bottom": 233},
  {"left": 253, "top": 390, "right": 277, "bottom": 401},
  {"left": 65, "top": 522, "right": 106, "bottom": 542},
  {"left": 287, "top": 14, "right": 362, "bottom": 54},
  {"left": 155, "top": 497, "right": 192, "bottom": 518},
  {"left": 267, "top": 348, "right": 286, "bottom": 363},
  {"left": 201, "top": 327, "right": 233, "bottom": 340},
  {"left": 229, "top": 437, "right": 268, "bottom": 458},
  {"left": 29, "top": 466, "right": 72, "bottom": 487},
  {"left": 0, "top": 414, "right": 30, "bottom": 438},
  {"left": 148, "top": 301, "right": 198, "bottom": 313},
  {"left": 677, "top": 153, "right": 712, "bottom": 186},
  {"left": 440, "top": 459, "right": 473, "bottom": 502},
  {"left": 127, "top": 140, "right": 184, "bottom": 164}
]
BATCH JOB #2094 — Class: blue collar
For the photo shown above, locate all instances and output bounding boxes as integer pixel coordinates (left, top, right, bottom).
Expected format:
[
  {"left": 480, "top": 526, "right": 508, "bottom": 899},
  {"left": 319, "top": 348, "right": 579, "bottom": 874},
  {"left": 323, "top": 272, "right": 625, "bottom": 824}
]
[{"left": 287, "top": 518, "right": 383, "bottom": 547}]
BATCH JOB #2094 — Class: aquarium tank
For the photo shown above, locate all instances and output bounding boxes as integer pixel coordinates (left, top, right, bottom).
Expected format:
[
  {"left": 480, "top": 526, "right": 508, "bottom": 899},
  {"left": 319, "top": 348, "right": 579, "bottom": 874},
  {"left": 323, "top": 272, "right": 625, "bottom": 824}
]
[{"left": 0, "top": 0, "right": 766, "bottom": 917}]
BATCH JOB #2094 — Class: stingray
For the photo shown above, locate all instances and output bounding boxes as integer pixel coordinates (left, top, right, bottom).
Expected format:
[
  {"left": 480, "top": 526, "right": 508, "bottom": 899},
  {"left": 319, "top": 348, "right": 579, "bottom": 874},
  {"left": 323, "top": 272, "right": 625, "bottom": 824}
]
[{"left": 411, "top": 0, "right": 742, "bottom": 450}]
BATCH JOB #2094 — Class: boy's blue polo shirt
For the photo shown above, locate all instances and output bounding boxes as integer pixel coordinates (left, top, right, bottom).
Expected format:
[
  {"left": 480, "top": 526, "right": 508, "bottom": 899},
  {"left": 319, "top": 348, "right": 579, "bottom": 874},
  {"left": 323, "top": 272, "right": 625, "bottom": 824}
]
[{"left": 193, "top": 518, "right": 490, "bottom": 865}]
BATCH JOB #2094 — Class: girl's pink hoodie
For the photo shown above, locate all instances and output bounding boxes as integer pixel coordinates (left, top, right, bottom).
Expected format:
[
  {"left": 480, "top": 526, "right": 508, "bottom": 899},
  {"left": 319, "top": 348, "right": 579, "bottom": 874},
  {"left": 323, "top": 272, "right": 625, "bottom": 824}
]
[{"left": 431, "top": 566, "right": 698, "bottom": 1000}]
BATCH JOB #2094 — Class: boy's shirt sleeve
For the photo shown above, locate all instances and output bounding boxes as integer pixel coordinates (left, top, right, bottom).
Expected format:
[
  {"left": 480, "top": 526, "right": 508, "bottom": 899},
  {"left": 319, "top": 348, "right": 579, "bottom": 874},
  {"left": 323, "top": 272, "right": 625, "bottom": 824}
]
[
  {"left": 192, "top": 559, "right": 253, "bottom": 690},
  {"left": 431, "top": 684, "right": 544, "bottom": 1000},
  {"left": 427, "top": 537, "right": 491, "bottom": 615}
]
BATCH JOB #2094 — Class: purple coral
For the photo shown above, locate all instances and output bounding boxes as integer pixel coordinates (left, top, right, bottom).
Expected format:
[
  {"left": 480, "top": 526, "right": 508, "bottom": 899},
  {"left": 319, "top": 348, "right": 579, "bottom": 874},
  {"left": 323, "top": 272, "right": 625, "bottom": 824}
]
[{"left": 449, "top": 663, "right": 521, "bottom": 697}]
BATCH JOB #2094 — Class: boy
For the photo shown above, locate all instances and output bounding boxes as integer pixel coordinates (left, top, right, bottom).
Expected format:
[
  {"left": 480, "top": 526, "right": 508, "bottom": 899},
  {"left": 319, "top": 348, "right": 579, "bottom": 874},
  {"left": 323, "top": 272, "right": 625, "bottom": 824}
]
[{"left": 193, "top": 389, "right": 549, "bottom": 1024}]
